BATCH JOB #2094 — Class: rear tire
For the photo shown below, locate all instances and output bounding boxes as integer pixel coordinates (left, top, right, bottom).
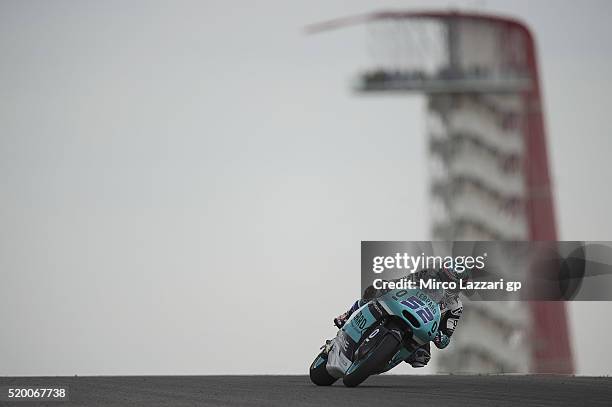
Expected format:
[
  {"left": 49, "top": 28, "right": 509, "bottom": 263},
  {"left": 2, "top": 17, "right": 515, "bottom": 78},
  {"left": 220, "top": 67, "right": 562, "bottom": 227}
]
[
  {"left": 342, "top": 334, "right": 399, "bottom": 387},
  {"left": 309, "top": 352, "right": 338, "bottom": 386}
]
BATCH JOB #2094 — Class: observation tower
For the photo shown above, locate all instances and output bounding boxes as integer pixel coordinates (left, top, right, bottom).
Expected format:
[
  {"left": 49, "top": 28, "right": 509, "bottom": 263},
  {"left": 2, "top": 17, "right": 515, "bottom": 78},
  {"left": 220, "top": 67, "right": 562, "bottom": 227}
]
[{"left": 310, "top": 11, "right": 573, "bottom": 373}]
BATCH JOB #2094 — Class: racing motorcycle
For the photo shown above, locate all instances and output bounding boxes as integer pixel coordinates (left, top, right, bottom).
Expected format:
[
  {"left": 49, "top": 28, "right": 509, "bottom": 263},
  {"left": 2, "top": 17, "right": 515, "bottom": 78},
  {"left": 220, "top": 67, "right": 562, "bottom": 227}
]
[{"left": 309, "top": 287, "right": 442, "bottom": 387}]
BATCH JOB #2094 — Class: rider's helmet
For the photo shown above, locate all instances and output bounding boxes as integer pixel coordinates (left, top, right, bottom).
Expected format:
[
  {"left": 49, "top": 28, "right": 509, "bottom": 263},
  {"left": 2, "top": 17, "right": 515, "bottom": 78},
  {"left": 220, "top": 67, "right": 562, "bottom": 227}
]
[
  {"left": 439, "top": 266, "right": 470, "bottom": 295},
  {"left": 441, "top": 266, "right": 470, "bottom": 283}
]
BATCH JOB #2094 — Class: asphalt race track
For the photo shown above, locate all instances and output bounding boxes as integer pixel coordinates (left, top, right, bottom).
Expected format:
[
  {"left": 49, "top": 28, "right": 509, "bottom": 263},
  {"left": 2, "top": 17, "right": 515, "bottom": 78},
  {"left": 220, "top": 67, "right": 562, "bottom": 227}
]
[{"left": 1, "top": 375, "right": 611, "bottom": 406}]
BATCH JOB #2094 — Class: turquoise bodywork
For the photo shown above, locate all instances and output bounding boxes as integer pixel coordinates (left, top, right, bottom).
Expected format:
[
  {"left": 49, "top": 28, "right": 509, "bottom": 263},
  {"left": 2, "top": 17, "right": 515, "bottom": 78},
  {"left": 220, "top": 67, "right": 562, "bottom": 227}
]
[
  {"left": 342, "top": 301, "right": 378, "bottom": 343},
  {"left": 377, "top": 288, "right": 441, "bottom": 344},
  {"left": 341, "top": 288, "right": 441, "bottom": 373}
]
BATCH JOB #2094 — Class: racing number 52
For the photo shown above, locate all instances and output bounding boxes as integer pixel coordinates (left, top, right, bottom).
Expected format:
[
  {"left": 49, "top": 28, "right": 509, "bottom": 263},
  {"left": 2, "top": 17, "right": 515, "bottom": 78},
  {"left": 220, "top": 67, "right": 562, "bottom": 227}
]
[{"left": 401, "top": 296, "right": 434, "bottom": 324}]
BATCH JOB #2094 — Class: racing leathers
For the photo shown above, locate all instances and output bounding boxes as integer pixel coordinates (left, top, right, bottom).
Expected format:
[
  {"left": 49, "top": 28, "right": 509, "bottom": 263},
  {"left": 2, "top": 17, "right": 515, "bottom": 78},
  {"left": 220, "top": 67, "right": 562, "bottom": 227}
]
[{"left": 333, "top": 269, "right": 463, "bottom": 368}]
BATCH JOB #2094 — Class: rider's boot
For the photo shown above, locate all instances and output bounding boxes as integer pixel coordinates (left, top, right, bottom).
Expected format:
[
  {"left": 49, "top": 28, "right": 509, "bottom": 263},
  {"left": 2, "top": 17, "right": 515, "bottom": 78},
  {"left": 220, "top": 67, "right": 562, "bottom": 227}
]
[
  {"left": 405, "top": 344, "right": 431, "bottom": 368},
  {"left": 320, "top": 339, "right": 333, "bottom": 355}
]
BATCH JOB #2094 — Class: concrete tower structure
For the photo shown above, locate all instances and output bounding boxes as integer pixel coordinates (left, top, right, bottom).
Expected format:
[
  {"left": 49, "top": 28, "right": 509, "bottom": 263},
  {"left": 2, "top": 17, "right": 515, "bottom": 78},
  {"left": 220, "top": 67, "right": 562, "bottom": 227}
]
[{"left": 310, "top": 11, "right": 573, "bottom": 373}]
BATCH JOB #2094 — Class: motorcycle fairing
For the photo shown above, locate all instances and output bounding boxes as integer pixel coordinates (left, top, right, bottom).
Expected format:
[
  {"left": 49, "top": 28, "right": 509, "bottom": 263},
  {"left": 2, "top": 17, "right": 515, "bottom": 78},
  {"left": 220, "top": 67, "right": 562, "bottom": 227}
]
[{"left": 326, "top": 288, "right": 442, "bottom": 378}]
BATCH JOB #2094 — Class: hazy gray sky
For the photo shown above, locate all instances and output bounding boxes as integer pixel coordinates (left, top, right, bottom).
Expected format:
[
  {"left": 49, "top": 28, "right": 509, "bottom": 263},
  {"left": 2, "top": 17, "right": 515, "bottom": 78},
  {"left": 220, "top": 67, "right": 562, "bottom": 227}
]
[{"left": 1, "top": 0, "right": 612, "bottom": 376}]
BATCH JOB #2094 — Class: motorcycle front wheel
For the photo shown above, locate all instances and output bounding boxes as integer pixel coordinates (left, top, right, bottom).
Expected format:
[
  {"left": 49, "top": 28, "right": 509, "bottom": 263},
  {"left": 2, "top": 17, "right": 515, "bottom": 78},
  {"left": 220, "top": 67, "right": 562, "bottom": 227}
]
[
  {"left": 342, "top": 334, "right": 400, "bottom": 387},
  {"left": 309, "top": 351, "right": 338, "bottom": 386}
]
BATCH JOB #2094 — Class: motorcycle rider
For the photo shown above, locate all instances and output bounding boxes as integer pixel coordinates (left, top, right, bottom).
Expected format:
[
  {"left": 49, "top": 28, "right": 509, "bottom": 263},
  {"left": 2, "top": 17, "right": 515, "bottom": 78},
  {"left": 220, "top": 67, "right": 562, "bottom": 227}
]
[{"left": 333, "top": 267, "right": 466, "bottom": 368}]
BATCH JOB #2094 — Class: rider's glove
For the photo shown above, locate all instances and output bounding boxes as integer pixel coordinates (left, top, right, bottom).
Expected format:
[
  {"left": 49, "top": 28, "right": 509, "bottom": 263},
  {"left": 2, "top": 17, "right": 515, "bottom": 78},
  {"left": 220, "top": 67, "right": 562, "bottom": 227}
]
[{"left": 433, "top": 331, "right": 450, "bottom": 349}]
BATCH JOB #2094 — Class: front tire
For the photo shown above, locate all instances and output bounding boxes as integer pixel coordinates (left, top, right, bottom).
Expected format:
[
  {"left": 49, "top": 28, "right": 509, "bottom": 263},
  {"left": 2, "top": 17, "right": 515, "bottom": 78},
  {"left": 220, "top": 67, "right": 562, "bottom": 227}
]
[
  {"left": 342, "top": 334, "right": 400, "bottom": 387},
  {"left": 309, "top": 351, "right": 338, "bottom": 386}
]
